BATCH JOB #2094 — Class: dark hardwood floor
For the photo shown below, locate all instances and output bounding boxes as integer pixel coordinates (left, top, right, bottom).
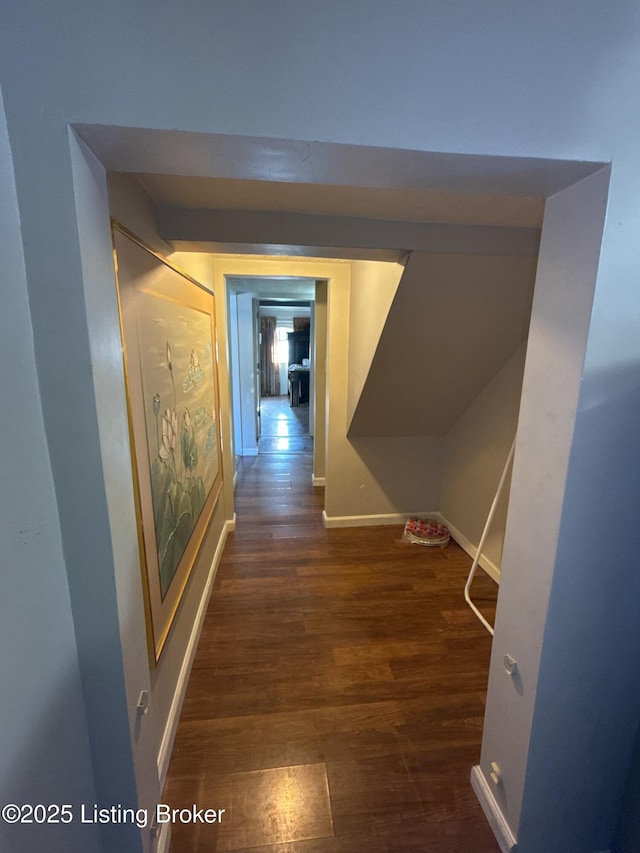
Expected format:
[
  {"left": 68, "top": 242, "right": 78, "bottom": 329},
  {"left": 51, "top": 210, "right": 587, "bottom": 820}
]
[{"left": 163, "top": 442, "right": 500, "bottom": 852}]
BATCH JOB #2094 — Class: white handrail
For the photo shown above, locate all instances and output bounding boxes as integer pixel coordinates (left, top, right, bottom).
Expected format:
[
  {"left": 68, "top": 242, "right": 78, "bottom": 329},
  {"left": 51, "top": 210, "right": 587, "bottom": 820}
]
[{"left": 464, "top": 436, "right": 516, "bottom": 636}]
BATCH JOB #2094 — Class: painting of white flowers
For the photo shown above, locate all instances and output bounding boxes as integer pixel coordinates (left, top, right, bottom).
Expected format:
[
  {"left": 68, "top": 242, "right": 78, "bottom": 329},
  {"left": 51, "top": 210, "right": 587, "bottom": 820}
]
[
  {"left": 137, "top": 295, "right": 219, "bottom": 593},
  {"left": 112, "top": 224, "right": 223, "bottom": 663}
]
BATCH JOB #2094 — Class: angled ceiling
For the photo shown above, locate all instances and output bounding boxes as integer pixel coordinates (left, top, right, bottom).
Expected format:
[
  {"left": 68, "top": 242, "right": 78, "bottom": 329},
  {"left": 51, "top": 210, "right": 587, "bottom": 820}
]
[
  {"left": 77, "top": 124, "right": 607, "bottom": 259},
  {"left": 349, "top": 251, "right": 538, "bottom": 437},
  {"left": 78, "top": 125, "right": 603, "bottom": 197}
]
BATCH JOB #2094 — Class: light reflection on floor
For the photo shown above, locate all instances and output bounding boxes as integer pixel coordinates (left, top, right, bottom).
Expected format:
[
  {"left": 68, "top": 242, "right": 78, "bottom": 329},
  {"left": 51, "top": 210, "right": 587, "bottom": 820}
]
[
  {"left": 259, "top": 396, "right": 313, "bottom": 454},
  {"left": 210, "top": 764, "right": 333, "bottom": 851}
]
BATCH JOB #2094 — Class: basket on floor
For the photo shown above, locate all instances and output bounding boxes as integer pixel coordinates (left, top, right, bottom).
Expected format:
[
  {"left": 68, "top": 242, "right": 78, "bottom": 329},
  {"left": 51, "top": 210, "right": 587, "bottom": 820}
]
[{"left": 403, "top": 517, "right": 450, "bottom": 547}]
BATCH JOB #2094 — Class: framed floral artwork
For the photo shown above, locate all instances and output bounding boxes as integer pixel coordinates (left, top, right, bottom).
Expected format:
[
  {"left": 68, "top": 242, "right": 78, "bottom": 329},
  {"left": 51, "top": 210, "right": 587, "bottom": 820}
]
[{"left": 112, "top": 223, "right": 223, "bottom": 663}]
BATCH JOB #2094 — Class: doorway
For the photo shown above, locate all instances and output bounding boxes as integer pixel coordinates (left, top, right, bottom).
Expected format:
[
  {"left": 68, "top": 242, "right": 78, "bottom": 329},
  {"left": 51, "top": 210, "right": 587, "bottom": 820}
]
[
  {"left": 226, "top": 277, "right": 317, "bottom": 471},
  {"left": 258, "top": 299, "right": 313, "bottom": 454},
  {"left": 68, "top": 126, "right": 612, "bottom": 853}
]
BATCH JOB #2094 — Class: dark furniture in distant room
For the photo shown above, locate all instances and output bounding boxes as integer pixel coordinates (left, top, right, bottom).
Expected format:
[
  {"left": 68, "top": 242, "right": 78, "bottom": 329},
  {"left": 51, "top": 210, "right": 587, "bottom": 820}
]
[
  {"left": 287, "top": 329, "right": 310, "bottom": 407},
  {"left": 287, "top": 330, "right": 309, "bottom": 365},
  {"left": 288, "top": 365, "right": 310, "bottom": 407}
]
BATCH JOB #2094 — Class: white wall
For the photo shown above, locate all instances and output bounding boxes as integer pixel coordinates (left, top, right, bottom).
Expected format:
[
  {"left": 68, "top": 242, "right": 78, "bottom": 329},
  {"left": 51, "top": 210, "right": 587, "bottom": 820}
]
[
  {"left": 227, "top": 292, "right": 242, "bottom": 469},
  {"left": 278, "top": 354, "right": 288, "bottom": 395},
  {"left": 0, "top": 88, "right": 101, "bottom": 853},
  {"left": 313, "top": 281, "right": 328, "bottom": 482},
  {"left": 236, "top": 292, "right": 259, "bottom": 454},
  {"left": 4, "top": 4, "right": 640, "bottom": 851}
]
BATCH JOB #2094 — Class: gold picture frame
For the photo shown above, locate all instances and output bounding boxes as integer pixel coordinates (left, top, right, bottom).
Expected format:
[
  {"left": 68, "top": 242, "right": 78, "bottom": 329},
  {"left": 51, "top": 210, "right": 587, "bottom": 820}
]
[{"left": 112, "top": 223, "right": 223, "bottom": 663}]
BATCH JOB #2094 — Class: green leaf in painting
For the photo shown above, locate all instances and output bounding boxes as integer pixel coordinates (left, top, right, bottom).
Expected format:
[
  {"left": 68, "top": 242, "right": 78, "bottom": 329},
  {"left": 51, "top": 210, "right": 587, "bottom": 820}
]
[
  {"left": 181, "top": 428, "right": 198, "bottom": 472},
  {"left": 158, "top": 481, "right": 193, "bottom": 597},
  {"left": 186, "top": 476, "right": 206, "bottom": 521},
  {"left": 151, "top": 459, "right": 174, "bottom": 544}
]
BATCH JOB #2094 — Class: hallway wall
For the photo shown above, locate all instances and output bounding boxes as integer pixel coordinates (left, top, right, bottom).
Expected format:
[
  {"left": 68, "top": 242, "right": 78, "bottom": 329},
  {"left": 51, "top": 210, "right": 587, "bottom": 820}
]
[{"left": 107, "top": 173, "right": 230, "bottom": 798}]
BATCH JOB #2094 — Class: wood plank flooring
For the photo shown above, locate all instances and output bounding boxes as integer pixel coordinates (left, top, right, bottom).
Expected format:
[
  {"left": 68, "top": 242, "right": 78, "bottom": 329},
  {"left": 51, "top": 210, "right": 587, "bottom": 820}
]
[
  {"left": 163, "top": 449, "right": 500, "bottom": 852},
  {"left": 258, "top": 395, "right": 313, "bottom": 454}
]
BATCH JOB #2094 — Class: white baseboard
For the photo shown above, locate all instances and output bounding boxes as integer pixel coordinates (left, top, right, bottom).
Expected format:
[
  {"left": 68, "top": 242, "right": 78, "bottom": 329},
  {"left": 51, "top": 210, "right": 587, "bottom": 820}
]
[
  {"left": 156, "top": 517, "right": 234, "bottom": 788},
  {"left": 439, "top": 514, "right": 501, "bottom": 583},
  {"left": 322, "top": 510, "right": 436, "bottom": 529},
  {"left": 241, "top": 447, "right": 258, "bottom": 457},
  {"left": 470, "top": 766, "right": 517, "bottom": 853},
  {"left": 312, "top": 475, "right": 325, "bottom": 487},
  {"left": 320, "top": 510, "right": 502, "bottom": 581}
]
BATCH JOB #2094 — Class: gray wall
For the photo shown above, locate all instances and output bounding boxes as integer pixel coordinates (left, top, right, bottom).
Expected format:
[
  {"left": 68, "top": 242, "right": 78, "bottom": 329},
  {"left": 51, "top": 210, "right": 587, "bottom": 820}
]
[{"left": 0, "top": 86, "right": 101, "bottom": 853}]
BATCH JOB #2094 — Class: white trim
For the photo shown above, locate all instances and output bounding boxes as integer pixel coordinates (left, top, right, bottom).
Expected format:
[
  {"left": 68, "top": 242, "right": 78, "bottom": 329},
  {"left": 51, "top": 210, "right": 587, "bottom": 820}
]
[
  {"left": 470, "top": 766, "right": 517, "bottom": 853},
  {"left": 241, "top": 447, "right": 258, "bottom": 457},
  {"left": 312, "top": 475, "right": 325, "bottom": 487},
  {"left": 154, "top": 820, "right": 171, "bottom": 853},
  {"left": 322, "top": 510, "right": 436, "bottom": 529},
  {"left": 156, "top": 517, "right": 234, "bottom": 788},
  {"left": 439, "top": 514, "right": 501, "bottom": 583}
]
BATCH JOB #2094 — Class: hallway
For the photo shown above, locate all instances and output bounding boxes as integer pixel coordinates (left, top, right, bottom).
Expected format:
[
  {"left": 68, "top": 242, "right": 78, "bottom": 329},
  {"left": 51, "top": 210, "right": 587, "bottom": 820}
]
[{"left": 163, "top": 446, "right": 500, "bottom": 852}]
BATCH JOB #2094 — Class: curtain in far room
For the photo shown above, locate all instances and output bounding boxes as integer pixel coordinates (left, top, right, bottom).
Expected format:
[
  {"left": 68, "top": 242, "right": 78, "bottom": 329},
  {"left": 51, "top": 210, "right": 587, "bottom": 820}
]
[{"left": 260, "top": 315, "right": 281, "bottom": 397}]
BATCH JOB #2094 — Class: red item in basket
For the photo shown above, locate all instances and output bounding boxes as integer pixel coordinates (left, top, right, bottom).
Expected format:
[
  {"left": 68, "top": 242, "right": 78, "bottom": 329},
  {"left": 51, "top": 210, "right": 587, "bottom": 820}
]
[{"left": 404, "top": 518, "right": 450, "bottom": 546}]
